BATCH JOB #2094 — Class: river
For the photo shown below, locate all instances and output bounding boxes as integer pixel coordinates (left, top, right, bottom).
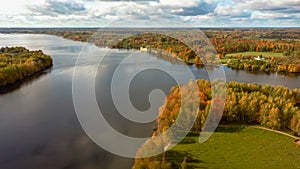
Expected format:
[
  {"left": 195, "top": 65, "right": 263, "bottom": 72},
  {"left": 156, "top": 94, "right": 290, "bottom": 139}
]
[{"left": 0, "top": 34, "right": 299, "bottom": 169}]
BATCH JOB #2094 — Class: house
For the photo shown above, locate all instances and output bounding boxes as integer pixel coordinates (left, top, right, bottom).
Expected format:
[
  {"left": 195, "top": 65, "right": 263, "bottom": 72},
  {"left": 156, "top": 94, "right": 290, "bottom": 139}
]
[
  {"left": 140, "top": 46, "right": 148, "bottom": 52},
  {"left": 254, "top": 55, "right": 265, "bottom": 61}
]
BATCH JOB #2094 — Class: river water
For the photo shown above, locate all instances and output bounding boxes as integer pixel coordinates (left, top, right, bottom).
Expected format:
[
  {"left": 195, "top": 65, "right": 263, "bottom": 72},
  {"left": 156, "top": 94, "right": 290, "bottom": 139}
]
[{"left": 0, "top": 34, "right": 299, "bottom": 169}]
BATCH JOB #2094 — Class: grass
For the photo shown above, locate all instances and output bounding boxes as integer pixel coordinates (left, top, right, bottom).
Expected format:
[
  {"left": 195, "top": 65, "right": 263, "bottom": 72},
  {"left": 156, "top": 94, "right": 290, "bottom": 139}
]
[
  {"left": 226, "top": 52, "right": 284, "bottom": 57},
  {"left": 167, "top": 126, "right": 300, "bottom": 169}
]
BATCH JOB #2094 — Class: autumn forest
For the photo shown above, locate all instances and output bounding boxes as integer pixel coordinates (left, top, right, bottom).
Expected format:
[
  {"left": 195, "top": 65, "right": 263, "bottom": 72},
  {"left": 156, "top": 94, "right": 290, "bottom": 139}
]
[{"left": 0, "top": 46, "right": 53, "bottom": 87}]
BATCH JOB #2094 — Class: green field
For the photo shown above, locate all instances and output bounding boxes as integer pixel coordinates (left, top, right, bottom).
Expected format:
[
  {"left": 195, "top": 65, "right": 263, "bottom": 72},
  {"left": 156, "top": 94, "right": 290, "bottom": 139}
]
[
  {"left": 226, "top": 52, "right": 284, "bottom": 57},
  {"left": 167, "top": 126, "right": 300, "bottom": 169}
]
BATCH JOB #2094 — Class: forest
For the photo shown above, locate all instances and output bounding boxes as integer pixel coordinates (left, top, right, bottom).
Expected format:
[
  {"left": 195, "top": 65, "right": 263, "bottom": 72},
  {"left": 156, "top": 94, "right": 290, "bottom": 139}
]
[
  {"left": 156, "top": 80, "right": 300, "bottom": 138},
  {"left": 132, "top": 80, "right": 300, "bottom": 169},
  {"left": 0, "top": 47, "right": 53, "bottom": 87}
]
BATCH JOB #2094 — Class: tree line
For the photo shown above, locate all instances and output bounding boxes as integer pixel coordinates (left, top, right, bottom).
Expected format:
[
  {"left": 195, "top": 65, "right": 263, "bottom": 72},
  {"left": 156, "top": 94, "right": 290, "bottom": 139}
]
[
  {"left": 0, "top": 47, "right": 53, "bottom": 87},
  {"left": 154, "top": 80, "right": 300, "bottom": 133},
  {"left": 211, "top": 38, "right": 300, "bottom": 56}
]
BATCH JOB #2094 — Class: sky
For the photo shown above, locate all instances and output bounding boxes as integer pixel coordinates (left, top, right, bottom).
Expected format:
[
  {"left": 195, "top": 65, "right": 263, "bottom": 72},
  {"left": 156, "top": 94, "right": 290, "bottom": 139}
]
[{"left": 0, "top": 0, "right": 299, "bottom": 27}]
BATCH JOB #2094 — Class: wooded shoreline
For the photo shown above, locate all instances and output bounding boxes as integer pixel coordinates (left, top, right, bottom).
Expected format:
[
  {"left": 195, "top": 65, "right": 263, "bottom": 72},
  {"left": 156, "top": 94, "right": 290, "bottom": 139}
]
[{"left": 0, "top": 47, "right": 53, "bottom": 87}]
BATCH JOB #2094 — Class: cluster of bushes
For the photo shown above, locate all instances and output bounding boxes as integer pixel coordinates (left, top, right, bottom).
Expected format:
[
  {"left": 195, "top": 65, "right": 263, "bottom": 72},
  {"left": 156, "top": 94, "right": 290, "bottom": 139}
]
[
  {"left": 132, "top": 80, "right": 300, "bottom": 169},
  {"left": 278, "top": 64, "right": 300, "bottom": 73},
  {"left": 0, "top": 47, "right": 53, "bottom": 87}
]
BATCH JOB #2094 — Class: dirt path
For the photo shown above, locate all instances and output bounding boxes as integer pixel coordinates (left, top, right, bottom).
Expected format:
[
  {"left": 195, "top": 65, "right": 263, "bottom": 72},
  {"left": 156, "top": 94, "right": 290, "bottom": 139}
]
[{"left": 251, "top": 126, "right": 299, "bottom": 140}]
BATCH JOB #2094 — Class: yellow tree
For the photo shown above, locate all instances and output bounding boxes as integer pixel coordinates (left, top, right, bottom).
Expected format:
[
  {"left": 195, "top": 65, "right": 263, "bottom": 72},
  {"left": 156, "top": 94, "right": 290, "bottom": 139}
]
[{"left": 290, "top": 112, "right": 300, "bottom": 135}]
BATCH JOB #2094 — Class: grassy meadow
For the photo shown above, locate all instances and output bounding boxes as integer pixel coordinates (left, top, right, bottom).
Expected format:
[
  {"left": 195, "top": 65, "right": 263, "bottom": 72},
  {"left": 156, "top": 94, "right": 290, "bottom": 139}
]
[
  {"left": 226, "top": 52, "right": 284, "bottom": 57},
  {"left": 167, "top": 126, "right": 300, "bottom": 169}
]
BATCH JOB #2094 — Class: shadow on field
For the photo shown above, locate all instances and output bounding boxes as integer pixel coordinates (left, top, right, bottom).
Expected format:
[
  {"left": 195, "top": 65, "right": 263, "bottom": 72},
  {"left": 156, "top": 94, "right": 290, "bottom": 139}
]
[
  {"left": 179, "top": 137, "right": 197, "bottom": 144},
  {"left": 167, "top": 150, "right": 202, "bottom": 168},
  {"left": 187, "top": 132, "right": 201, "bottom": 137},
  {"left": 214, "top": 125, "right": 247, "bottom": 133},
  {"left": 165, "top": 126, "right": 249, "bottom": 168}
]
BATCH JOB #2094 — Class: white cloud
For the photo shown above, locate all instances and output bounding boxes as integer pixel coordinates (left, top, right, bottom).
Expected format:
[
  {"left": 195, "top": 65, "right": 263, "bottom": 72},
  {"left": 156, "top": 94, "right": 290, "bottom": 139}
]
[
  {"left": 159, "top": 0, "right": 200, "bottom": 7},
  {"left": 0, "top": 0, "right": 299, "bottom": 27}
]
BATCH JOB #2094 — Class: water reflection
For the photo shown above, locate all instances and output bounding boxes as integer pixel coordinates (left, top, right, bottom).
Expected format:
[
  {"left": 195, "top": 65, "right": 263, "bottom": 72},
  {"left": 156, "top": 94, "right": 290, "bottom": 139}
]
[
  {"left": 277, "top": 72, "right": 300, "bottom": 78},
  {"left": 0, "top": 69, "right": 52, "bottom": 95}
]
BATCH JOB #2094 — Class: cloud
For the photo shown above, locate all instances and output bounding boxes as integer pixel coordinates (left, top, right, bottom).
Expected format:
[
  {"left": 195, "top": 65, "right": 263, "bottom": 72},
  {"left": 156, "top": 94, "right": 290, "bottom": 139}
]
[
  {"left": 168, "top": 0, "right": 217, "bottom": 16},
  {"left": 232, "top": 0, "right": 300, "bottom": 26},
  {"left": 29, "top": 0, "right": 86, "bottom": 16},
  {"left": 207, "top": 0, "right": 300, "bottom": 27},
  {"left": 214, "top": 5, "right": 251, "bottom": 18},
  {"left": 230, "top": 0, "right": 300, "bottom": 15},
  {"left": 28, "top": 0, "right": 217, "bottom": 17},
  {"left": 99, "top": 0, "right": 159, "bottom": 1},
  {"left": 250, "top": 11, "right": 300, "bottom": 21},
  {"left": 0, "top": 0, "right": 300, "bottom": 27}
]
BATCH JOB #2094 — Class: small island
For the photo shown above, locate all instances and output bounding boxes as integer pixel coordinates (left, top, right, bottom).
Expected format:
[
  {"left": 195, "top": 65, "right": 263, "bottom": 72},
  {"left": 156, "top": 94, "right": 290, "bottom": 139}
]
[{"left": 0, "top": 46, "right": 53, "bottom": 87}]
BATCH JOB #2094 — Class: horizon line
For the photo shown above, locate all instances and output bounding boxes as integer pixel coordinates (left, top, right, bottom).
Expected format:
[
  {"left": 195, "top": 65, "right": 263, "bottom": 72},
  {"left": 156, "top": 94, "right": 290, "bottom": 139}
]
[{"left": 0, "top": 26, "right": 300, "bottom": 29}]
